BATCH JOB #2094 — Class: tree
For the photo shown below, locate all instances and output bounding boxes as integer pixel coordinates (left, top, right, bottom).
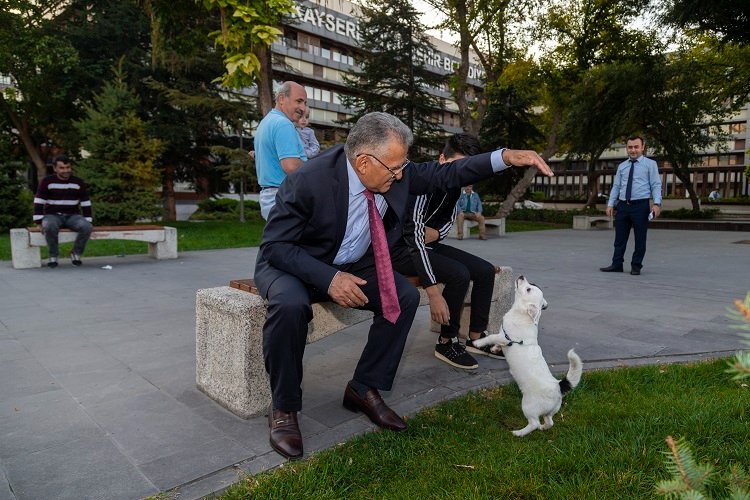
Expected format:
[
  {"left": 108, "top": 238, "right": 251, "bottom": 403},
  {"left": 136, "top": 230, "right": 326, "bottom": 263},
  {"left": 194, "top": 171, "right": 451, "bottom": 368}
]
[
  {"left": 200, "top": 0, "right": 297, "bottom": 115},
  {"left": 633, "top": 46, "right": 739, "bottom": 211},
  {"left": 487, "top": 0, "right": 652, "bottom": 210},
  {"left": 425, "top": 0, "right": 539, "bottom": 135},
  {"left": 126, "top": 0, "right": 257, "bottom": 220},
  {"left": 561, "top": 62, "right": 646, "bottom": 207},
  {"left": 661, "top": 0, "right": 750, "bottom": 46},
  {"left": 0, "top": 126, "right": 32, "bottom": 232},
  {"left": 0, "top": 0, "right": 80, "bottom": 183},
  {"left": 74, "top": 67, "right": 163, "bottom": 225},
  {"left": 342, "top": 0, "right": 447, "bottom": 155},
  {"left": 210, "top": 142, "right": 256, "bottom": 222}
]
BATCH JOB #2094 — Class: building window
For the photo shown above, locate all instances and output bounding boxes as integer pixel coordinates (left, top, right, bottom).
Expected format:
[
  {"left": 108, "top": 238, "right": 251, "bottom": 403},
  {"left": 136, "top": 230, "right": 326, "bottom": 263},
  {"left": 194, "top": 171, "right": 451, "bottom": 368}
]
[{"left": 735, "top": 139, "right": 746, "bottom": 151}]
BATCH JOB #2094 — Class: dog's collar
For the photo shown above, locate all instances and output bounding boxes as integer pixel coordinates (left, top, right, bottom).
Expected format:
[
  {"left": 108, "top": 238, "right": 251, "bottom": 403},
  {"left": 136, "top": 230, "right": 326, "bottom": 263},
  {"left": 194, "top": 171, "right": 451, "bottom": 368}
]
[{"left": 502, "top": 324, "right": 526, "bottom": 347}]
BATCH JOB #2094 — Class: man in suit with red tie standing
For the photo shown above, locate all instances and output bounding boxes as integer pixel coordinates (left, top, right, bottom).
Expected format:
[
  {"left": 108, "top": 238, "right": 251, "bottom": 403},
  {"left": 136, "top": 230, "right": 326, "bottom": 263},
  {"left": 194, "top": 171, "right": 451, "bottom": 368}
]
[
  {"left": 600, "top": 135, "right": 662, "bottom": 275},
  {"left": 253, "top": 112, "right": 554, "bottom": 460}
]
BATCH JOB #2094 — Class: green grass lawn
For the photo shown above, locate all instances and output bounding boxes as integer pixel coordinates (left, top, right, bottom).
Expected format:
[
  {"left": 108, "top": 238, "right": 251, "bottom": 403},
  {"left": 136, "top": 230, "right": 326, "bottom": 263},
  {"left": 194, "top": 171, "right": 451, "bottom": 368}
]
[
  {"left": 0, "top": 219, "right": 559, "bottom": 261},
  {"left": 219, "top": 359, "right": 749, "bottom": 499}
]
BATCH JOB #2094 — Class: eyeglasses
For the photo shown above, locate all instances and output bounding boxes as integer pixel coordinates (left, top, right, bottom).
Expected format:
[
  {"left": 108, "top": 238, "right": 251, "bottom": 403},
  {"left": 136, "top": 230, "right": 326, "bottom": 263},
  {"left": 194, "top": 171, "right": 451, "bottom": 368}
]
[{"left": 357, "top": 153, "right": 409, "bottom": 179}]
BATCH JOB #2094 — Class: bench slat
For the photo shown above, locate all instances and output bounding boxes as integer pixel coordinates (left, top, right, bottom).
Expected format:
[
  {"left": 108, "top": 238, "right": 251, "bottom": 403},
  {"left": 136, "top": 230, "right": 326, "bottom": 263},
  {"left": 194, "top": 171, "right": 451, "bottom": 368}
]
[{"left": 28, "top": 225, "right": 165, "bottom": 233}]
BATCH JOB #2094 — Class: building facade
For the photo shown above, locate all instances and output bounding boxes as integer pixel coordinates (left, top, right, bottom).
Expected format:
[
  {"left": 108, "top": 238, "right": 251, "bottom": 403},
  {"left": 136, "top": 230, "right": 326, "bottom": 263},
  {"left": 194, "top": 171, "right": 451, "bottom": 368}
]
[
  {"left": 267, "top": 0, "right": 484, "bottom": 144},
  {"left": 533, "top": 103, "right": 750, "bottom": 200}
]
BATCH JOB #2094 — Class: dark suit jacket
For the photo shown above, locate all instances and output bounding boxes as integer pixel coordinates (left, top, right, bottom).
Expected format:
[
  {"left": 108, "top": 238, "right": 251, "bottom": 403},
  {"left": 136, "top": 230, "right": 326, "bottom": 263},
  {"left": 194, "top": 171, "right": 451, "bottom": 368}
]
[{"left": 253, "top": 144, "right": 498, "bottom": 297}]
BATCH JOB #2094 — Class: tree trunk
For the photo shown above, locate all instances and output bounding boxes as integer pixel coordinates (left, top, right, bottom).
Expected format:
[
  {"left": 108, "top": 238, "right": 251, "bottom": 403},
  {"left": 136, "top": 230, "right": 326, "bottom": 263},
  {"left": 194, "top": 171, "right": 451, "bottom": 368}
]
[
  {"left": 495, "top": 167, "right": 538, "bottom": 218},
  {"left": 585, "top": 162, "right": 599, "bottom": 208},
  {"left": 672, "top": 163, "right": 701, "bottom": 210},
  {"left": 162, "top": 165, "right": 177, "bottom": 221},
  {"left": 0, "top": 95, "right": 46, "bottom": 184},
  {"left": 495, "top": 108, "right": 562, "bottom": 218},
  {"left": 257, "top": 46, "right": 274, "bottom": 116}
]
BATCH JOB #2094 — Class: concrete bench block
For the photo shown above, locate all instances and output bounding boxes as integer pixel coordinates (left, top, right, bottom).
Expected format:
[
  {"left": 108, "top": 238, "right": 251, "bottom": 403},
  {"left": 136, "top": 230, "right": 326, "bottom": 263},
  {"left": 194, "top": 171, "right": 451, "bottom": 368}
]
[
  {"left": 429, "top": 266, "right": 513, "bottom": 337},
  {"left": 196, "top": 286, "right": 404, "bottom": 418},
  {"left": 573, "top": 216, "right": 613, "bottom": 230}
]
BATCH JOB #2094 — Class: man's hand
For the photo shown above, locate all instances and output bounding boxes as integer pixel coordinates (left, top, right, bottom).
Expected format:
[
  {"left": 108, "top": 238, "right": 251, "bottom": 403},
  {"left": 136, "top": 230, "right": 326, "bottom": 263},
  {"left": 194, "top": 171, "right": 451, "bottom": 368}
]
[
  {"left": 652, "top": 205, "right": 661, "bottom": 219},
  {"left": 502, "top": 150, "right": 555, "bottom": 177},
  {"left": 329, "top": 272, "right": 369, "bottom": 308},
  {"left": 424, "top": 227, "right": 439, "bottom": 244},
  {"left": 426, "top": 285, "right": 450, "bottom": 325},
  {"left": 606, "top": 206, "right": 614, "bottom": 217}
]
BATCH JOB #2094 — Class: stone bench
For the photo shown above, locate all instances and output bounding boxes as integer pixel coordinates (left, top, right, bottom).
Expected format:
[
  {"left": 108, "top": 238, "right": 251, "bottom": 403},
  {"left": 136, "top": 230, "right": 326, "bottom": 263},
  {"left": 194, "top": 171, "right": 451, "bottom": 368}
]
[
  {"left": 10, "top": 225, "right": 178, "bottom": 269},
  {"left": 195, "top": 267, "right": 513, "bottom": 418},
  {"left": 450, "top": 217, "right": 506, "bottom": 239},
  {"left": 572, "top": 215, "right": 613, "bottom": 230}
]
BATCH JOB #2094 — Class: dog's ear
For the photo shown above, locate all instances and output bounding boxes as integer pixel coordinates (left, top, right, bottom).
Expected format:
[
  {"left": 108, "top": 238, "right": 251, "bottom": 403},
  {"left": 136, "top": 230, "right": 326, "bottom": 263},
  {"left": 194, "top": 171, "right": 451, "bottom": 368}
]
[{"left": 527, "top": 303, "right": 542, "bottom": 325}]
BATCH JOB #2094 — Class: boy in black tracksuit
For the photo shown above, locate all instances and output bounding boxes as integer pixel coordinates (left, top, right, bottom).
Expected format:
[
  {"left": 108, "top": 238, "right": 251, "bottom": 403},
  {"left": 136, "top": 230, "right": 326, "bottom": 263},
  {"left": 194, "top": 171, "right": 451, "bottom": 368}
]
[{"left": 391, "top": 134, "right": 502, "bottom": 370}]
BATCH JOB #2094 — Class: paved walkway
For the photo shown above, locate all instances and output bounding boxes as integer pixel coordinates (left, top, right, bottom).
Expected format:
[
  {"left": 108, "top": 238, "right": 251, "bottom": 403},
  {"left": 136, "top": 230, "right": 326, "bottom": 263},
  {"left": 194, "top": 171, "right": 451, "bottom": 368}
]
[{"left": 1, "top": 228, "right": 748, "bottom": 499}]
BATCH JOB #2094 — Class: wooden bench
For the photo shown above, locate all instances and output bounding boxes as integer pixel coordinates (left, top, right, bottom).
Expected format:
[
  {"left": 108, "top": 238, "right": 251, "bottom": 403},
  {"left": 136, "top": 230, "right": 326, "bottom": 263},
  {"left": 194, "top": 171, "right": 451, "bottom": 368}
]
[
  {"left": 572, "top": 215, "right": 613, "bottom": 230},
  {"left": 195, "top": 268, "right": 513, "bottom": 418},
  {"left": 450, "top": 217, "right": 506, "bottom": 239},
  {"left": 9, "top": 225, "right": 178, "bottom": 269}
]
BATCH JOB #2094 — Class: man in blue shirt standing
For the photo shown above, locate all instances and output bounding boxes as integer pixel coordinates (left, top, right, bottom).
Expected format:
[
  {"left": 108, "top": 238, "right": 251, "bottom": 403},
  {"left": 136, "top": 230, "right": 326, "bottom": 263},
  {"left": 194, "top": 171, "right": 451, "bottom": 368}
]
[
  {"left": 254, "top": 81, "right": 308, "bottom": 219},
  {"left": 600, "top": 135, "right": 662, "bottom": 275}
]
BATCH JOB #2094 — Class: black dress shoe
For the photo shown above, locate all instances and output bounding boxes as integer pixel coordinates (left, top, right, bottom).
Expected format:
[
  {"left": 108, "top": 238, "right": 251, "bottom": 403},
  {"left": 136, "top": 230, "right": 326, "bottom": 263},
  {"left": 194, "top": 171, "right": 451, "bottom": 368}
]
[
  {"left": 630, "top": 269, "right": 641, "bottom": 275},
  {"left": 600, "top": 265, "right": 623, "bottom": 272},
  {"left": 342, "top": 383, "right": 407, "bottom": 432},
  {"left": 268, "top": 410, "right": 303, "bottom": 460}
]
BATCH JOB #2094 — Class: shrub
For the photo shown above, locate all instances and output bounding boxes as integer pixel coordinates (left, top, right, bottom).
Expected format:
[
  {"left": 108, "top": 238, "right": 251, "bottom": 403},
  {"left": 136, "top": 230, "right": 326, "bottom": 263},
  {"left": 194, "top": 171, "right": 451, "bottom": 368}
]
[
  {"left": 0, "top": 162, "right": 33, "bottom": 232},
  {"left": 661, "top": 208, "right": 718, "bottom": 220},
  {"left": 191, "top": 197, "right": 262, "bottom": 221}
]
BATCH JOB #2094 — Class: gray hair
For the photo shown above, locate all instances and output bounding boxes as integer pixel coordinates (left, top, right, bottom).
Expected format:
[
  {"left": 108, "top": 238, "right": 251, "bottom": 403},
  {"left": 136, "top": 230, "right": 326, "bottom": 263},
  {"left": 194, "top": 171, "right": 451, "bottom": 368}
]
[
  {"left": 276, "top": 81, "right": 294, "bottom": 100},
  {"left": 344, "top": 112, "right": 413, "bottom": 163}
]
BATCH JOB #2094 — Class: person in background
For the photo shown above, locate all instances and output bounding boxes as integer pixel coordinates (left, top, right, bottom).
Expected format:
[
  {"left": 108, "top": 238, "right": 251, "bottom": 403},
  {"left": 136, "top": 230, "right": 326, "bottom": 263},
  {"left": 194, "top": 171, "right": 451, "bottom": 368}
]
[
  {"left": 708, "top": 189, "right": 720, "bottom": 201},
  {"left": 456, "top": 185, "right": 486, "bottom": 240},
  {"left": 33, "top": 155, "right": 93, "bottom": 268},
  {"left": 254, "top": 81, "right": 308, "bottom": 219},
  {"left": 600, "top": 135, "right": 662, "bottom": 276},
  {"left": 253, "top": 112, "right": 554, "bottom": 461},
  {"left": 295, "top": 109, "right": 320, "bottom": 159},
  {"left": 392, "top": 133, "right": 502, "bottom": 371}
]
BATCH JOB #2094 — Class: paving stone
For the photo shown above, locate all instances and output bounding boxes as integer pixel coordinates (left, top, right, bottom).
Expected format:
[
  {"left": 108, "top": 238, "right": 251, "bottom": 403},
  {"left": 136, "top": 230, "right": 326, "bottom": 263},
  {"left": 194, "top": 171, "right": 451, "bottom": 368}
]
[
  {"left": 138, "top": 436, "right": 251, "bottom": 490},
  {"left": 3, "top": 435, "right": 157, "bottom": 500},
  {"left": 0, "top": 389, "right": 100, "bottom": 460}
]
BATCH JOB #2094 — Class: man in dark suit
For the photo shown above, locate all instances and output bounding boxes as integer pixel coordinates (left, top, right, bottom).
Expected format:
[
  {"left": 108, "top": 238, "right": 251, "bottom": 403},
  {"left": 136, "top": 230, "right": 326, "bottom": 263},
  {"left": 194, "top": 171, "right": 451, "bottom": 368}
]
[{"left": 254, "top": 112, "right": 553, "bottom": 460}]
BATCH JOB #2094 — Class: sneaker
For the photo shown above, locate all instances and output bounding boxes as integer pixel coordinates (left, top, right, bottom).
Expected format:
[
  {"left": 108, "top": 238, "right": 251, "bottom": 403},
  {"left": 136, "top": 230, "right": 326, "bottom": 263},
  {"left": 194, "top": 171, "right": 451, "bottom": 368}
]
[
  {"left": 70, "top": 253, "right": 82, "bottom": 266},
  {"left": 47, "top": 257, "right": 58, "bottom": 268},
  {"left": 466, "top": 331, "right": 505, "bottom": 359},
  {"left": 434, "top": 337, "right": 478, "bottom": 369}
]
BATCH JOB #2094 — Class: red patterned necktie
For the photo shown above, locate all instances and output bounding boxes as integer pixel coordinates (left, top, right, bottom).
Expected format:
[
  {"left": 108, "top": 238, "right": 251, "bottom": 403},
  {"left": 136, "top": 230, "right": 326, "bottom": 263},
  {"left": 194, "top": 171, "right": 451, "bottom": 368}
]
[{"left": 363, "top": 190, "right": 401, "bottom": 324}]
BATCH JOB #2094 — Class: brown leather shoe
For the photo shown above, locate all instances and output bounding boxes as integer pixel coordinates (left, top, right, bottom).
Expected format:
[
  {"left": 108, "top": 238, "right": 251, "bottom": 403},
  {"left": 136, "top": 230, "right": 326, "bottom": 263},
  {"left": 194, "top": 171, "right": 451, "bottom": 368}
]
[
  {"left": 268, "top": 410, "right": 303, "bottom": 460},
  {"left": 342, "top": 383, "right": 407, "bottom": 432}
]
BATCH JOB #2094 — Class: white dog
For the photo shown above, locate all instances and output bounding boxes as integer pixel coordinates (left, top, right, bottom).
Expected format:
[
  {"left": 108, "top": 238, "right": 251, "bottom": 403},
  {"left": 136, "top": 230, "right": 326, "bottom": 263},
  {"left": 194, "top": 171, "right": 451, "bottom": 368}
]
[{"left": 472, "top": 276, "right": 582, "bottom": 437}]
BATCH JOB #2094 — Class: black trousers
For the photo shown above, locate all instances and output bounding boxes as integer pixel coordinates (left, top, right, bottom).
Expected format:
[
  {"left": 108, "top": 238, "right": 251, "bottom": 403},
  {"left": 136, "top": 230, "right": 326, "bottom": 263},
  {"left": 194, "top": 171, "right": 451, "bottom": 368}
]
[
  {"left": 611, "top": 199, "right": 650, "bottom": 269},
  {"left": 262, "top": 261, "right": 420, "bottom": 412},
  {"left": 392, "top": 242, "right": 495, "bottom": 338}
]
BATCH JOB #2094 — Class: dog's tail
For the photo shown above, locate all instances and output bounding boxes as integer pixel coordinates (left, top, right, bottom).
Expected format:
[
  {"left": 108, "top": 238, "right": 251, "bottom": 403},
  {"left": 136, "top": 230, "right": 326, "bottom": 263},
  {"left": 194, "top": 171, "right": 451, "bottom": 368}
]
[{"left": 559, "top": 349, "right": 582, "bottom": 395}]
